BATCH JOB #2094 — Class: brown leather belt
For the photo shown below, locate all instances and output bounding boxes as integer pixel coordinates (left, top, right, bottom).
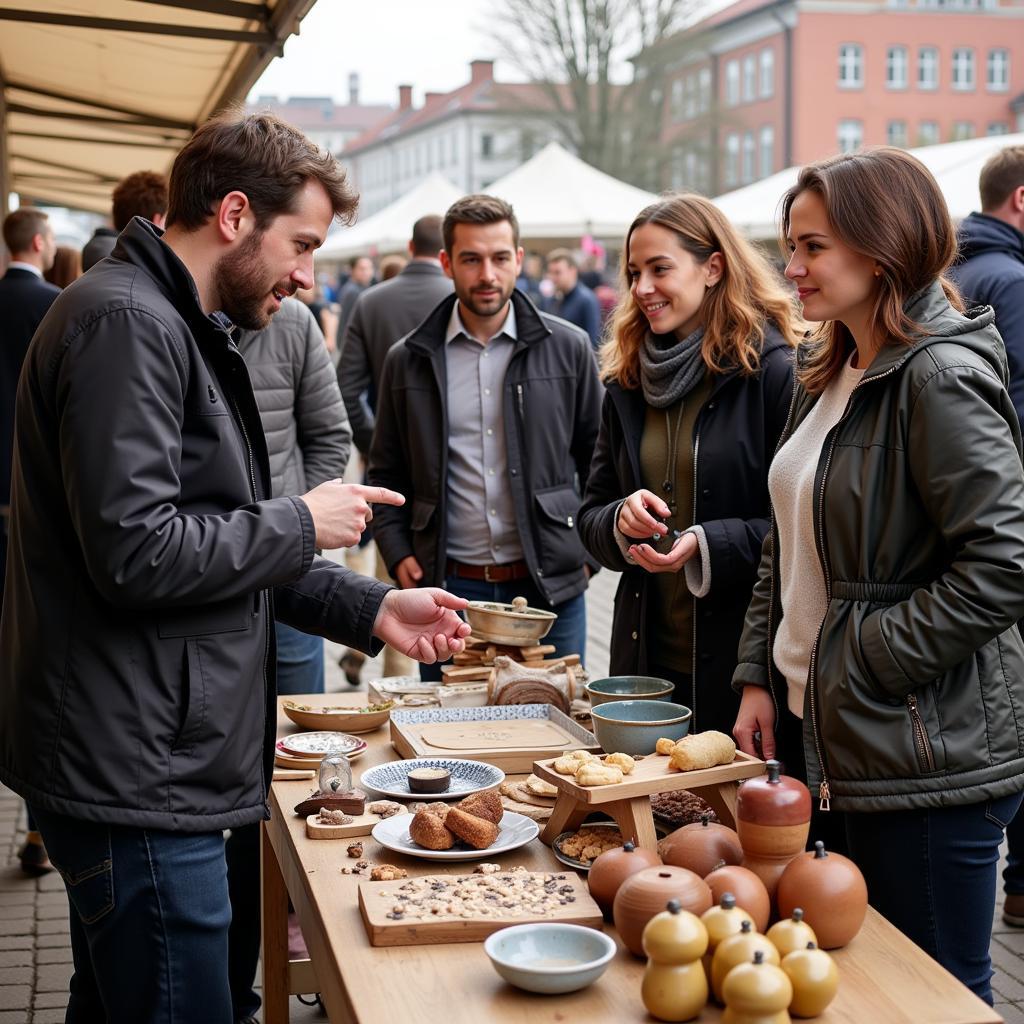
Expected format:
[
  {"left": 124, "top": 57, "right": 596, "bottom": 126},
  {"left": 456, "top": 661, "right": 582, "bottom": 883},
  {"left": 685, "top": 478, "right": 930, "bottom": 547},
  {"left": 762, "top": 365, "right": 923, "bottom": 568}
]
[{"left": 445, "top": 559, "right": 530, "bottom": 583}]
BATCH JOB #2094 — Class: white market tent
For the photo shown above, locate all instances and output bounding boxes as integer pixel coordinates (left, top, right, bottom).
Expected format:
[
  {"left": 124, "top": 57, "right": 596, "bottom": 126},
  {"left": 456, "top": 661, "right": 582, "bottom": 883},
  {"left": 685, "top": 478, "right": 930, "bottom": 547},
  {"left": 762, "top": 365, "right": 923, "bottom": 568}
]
[
  {"left": 485, "top": 141, "right": 658, "bottom": 240},
  {"left": 713, "top": 132, "right": 1024, "bottom": 241},
  {"left": 0, "top": 0, "right": 318, "bottom": 214},
  {"left": 318, "top": 173, "right": 463, "bottom": 260}
]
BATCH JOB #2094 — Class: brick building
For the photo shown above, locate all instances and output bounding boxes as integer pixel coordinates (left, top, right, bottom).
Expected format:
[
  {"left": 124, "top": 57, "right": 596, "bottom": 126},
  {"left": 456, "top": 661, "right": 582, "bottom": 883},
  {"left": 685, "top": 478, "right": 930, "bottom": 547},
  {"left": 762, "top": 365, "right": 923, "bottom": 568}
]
[{"left": 643, "top": 0, "right": 1024, "bottom": 195}]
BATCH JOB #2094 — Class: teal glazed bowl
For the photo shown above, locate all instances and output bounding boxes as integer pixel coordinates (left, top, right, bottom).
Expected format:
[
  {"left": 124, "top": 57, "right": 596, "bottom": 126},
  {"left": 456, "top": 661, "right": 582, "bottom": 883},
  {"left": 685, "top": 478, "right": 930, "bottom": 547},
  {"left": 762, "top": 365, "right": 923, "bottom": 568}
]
[
  {"left": 590, "top": 699, "right": 692, "bottom": 756},
  {"left": 585, "top": 676, "right": 674, "bottom": 707},
  {"left": 484, "top": 923, "right": 616, "bottom": 994}
]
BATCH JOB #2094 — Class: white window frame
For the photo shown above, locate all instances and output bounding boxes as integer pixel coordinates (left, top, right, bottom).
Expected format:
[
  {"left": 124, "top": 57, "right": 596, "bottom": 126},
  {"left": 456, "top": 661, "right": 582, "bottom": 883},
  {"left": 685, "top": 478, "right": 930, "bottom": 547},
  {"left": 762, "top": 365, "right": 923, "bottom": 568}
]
[
  {"left": 726, "top": 60, "right": 740, "bottom": 106},
  {"left": 724, "top": 132, "right": 740, "bottom": 188},
  {"left": 952, "top": 121, "right": 974, "bottom": 141},
  {"left": 987, "top": 122, "right": 1009, "bottom": 136},
  {"left": 699, "top": 67, "right": 712, "bottom": 112},
  {"left": 671, "top": 78, "right": 685, "bottom": 121},
  {"left": 918, "top": 46, "right": 939, "bottom": 90},
  {"left": 837, "top": 118, "right": 863, "bottom": 153},
  {"left": 743, "top": 54, "right": 757, "bottom": 102},
  {"left": 759, "top": 125, "right": 774, "bottom": 178},
  {"left": 886, "top": 119, "right": 908, "bottom": 147},
  {"left": 918, "top": 120, "right": 940, "bottom": 146},
  {"left": 741, "top": 130, "right": 756, "bottom": 183},
  {"left": 838, "top": 44, "right": 864, "bottom": 89},
  {"left": 759, "top": 49, "right": 774, "bottom": 98},
  {"left": 987, "top": 49, "right": 1010, "bottom": 92},
  {"left": 952, "top": 47, "right": 975, "bottom": 91},
  {"left": 886, "top": 45, "right": 908, "bottom": 90}
]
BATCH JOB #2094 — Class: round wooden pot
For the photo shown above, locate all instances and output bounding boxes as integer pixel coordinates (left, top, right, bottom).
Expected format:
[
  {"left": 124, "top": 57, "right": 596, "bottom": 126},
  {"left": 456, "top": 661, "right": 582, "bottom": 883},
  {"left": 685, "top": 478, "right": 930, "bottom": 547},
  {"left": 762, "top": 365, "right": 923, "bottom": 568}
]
[
  {"left": 588, "top": 841, "right": 662, "bottom": 919},
  {"left": 657, "top": 815, "right": 742, "bottom": 878},
  {"left": 704, "top": 863, "right": 771, "bottom": 933},
  {"left": 736, "top": 759, "right": 811, "bottom": 903},
  {"left": 613, "top": 866, "right": 713, "bottom": 957}
]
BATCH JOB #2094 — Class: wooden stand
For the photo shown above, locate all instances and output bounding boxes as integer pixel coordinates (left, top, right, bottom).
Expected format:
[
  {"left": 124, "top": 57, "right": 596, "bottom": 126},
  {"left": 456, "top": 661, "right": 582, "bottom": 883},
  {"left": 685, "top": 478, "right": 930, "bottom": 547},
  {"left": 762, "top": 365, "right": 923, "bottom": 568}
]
[{"left": 536, "top": 751, "right": 765, "bottom": 852}]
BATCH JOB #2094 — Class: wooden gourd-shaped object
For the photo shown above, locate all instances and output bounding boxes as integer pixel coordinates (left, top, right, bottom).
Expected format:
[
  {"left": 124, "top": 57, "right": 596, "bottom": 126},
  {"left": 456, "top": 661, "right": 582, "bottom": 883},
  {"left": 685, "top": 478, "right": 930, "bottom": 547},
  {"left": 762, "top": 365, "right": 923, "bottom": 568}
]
[
  {"left": 736, "top": 760, "right": 811, "bottom": 904},
  {"left": 614, "top": 866, "right": 713, "bottom": 957},
  {"left": 776, "top": 841, "right": 867, "bottom": 950},
  {"left": 658, "top": 814, "right": 743, "bottom": 877},
  {"left": 588, "top": 840, "right": 663, "bottom": 920},
  {"left": 641, "top": 899, "right": 710, "bottom": 1022},
  {"left": 782, "top": 942, "right": 839, "bottom": 1018},
  {"left": 711, "top": 920, "right": 781, "bottom": 1003},
  {"left": 700, "top": 892, "right": 755, "bottom": 982},
  {"left": 766, "top": 908, "right": 817, "bottom": 959},
  {"left": 705, "top": 862, "right": 772, "bottom": 933},
  {"left": 721, "top": 950, "right": 793, "bottom": 1024}
]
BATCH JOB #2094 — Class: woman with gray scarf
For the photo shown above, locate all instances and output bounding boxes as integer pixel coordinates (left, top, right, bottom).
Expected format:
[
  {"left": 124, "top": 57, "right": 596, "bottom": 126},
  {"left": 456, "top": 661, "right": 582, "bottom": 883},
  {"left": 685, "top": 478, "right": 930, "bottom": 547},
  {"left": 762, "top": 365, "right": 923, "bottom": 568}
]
[{"left": 578, "top": 194, "right": 800, "bottom": 735}]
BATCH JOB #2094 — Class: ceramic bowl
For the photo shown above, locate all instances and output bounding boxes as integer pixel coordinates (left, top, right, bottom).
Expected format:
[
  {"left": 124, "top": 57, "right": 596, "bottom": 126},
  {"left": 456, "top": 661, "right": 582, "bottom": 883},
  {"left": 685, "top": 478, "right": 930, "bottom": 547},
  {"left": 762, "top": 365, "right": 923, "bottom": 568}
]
[
  {"left": 590, "top": 700, "right": 692, "bottom": 756},
  {"left": 484, "top": 923, "right": 616, "bottom": 994},
  {"left": 585, "top": 676, "right": 674, "bottom": 707},
  {"left": 464, "top": 600, "right": 557, "bottom": 645},
  {"left": 281, "top": 699, "right": 395, "bottom": 734}
]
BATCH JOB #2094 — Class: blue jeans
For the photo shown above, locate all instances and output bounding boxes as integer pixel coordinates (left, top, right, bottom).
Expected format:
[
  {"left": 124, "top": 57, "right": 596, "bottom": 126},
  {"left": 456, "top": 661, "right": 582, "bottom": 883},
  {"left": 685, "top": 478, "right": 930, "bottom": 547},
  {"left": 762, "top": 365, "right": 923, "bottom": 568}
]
[
  {"left": 845, "top": 792, "right": 1022, "bottom": 1005},
  {"left": 421, "top": 575, "right": 587, "bottom": 682},
  {"left": 274, "top": 619, "right": 324, "bottom": 695},
  {"left": 29, "top": 804, "right": 233, "bottom": 1024}
]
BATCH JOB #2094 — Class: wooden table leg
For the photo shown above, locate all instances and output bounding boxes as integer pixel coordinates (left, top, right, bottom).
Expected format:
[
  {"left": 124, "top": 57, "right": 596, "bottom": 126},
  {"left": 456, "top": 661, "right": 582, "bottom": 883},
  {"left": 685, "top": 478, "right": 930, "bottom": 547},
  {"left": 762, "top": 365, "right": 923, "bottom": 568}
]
[
  {"left": 605, "top": 797, "right": 659, "bottom": 851},
  {"left": 699, "top": 782, "right": 740, "bottom": 829},
  {"left": 261, "top": 822, "right": 290, "bottom": 1024},
  {"left": 539, "top": 792, "right": 590, "bottom": 845}
]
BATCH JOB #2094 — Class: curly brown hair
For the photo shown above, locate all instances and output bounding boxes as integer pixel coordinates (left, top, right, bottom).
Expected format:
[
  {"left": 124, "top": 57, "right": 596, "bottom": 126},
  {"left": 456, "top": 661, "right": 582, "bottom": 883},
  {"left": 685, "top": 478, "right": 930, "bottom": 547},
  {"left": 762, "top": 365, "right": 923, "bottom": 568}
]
[
  {"left": 112, "top": 171, "right": 167, "bottom": 231},
  {"left": 602, "top": 193, "right": 801, "bottom": 389}
]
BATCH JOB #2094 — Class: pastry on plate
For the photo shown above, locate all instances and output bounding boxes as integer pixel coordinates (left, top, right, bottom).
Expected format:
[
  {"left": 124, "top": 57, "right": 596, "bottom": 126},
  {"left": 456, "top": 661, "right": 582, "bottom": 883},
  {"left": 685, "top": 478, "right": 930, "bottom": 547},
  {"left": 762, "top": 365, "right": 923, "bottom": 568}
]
[
  {"left": 456, "top": 789, "right": 502, "bottom": 825},
  {"left": 409, "top": 808, "right": 455, "bottom": 850},
  {"left": 444, "top": 807, "right": 499, "bottom": 849}
]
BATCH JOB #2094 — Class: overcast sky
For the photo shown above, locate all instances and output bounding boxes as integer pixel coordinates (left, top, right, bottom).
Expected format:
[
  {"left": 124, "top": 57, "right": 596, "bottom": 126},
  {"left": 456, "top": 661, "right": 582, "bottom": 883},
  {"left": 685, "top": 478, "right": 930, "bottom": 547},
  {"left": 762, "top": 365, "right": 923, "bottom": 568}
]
[{"left": 248, "top": 1, "right": 515, "bottom": 107}]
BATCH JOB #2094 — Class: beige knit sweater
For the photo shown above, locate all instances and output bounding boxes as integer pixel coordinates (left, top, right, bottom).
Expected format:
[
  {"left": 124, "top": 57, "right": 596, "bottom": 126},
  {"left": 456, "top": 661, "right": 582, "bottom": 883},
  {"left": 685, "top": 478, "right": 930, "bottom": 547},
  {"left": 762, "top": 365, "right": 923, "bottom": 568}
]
[{"left": 769, "top": 354, "right": 864, "bottom": 717}]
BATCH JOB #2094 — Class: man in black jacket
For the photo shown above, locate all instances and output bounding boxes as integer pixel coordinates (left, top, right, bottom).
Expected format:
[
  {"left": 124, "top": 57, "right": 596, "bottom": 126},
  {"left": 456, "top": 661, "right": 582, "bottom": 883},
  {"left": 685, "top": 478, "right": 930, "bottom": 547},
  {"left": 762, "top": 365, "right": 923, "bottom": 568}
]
[
  {"left": 369, "top": 196, "right": 602, "bottom": 676},
  {"left": 950, "top": 144, "right": 1024, "bottom": 928},
  {"left": 80, "top": 169, "right": 168, "bottom": 271},
  {"left": 0, "top": 111, "right": 470, "bottom": 1024}
]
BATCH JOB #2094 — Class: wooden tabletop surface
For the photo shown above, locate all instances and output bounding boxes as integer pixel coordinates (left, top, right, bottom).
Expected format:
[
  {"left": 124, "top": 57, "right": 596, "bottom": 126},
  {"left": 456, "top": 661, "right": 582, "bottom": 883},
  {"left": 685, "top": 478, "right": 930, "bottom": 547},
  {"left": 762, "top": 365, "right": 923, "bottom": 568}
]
[{"left": 265, "top": 697, "right": 1003, "bottom": 1024}]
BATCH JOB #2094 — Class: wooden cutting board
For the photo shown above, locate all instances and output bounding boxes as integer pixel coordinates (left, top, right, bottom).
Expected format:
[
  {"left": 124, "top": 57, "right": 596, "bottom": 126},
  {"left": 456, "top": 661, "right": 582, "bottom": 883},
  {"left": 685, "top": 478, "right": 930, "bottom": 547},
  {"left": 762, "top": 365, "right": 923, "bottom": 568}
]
[
  {"left": 358, "top": 872, "right": 601, "bottom": 946},
  {"left": 305, "top": 812, "right": 380, "bottom": 840},
  {"left": 417, "top": 719, "right": 574, "bottom": 751}
]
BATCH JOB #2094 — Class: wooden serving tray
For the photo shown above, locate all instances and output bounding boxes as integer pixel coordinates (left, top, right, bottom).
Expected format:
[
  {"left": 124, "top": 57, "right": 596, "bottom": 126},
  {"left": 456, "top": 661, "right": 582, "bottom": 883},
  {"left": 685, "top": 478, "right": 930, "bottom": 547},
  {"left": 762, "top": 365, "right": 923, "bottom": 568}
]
[
  {"left": 357, "top": 872, "right": 601, "bottom": 946},
  {"left": 389, "top": 704, "right": 599, "bottom": 774},
  {"left": 533, "top": 750, "right": 764, "bottom": 804},
  {"left": 305, "top": 812, "right": 380, "bottom": 840}
]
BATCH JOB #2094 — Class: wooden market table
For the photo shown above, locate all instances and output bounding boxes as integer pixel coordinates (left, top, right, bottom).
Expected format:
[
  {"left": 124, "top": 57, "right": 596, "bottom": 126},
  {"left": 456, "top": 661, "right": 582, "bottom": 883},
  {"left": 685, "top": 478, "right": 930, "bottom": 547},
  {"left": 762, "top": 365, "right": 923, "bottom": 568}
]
[{"left": 261, "top": 696, "right": 1003, "bottom": 1024}]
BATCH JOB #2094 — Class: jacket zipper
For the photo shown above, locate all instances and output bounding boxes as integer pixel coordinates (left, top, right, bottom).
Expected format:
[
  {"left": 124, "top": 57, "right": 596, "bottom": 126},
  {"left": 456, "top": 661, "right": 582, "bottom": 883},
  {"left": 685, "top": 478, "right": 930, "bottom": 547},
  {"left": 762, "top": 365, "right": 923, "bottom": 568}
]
[
  {"left": 690, "top": 423, "right": 701, "bottom": 729},
  {"left": 230, "top": 391, "right": 271, "bottom": 803},
  {"left": 807, "top": 361, "right": 902, "bottom": 810},
  {"left": 906, "top": 694, "right": 936, "bottom": 773}
]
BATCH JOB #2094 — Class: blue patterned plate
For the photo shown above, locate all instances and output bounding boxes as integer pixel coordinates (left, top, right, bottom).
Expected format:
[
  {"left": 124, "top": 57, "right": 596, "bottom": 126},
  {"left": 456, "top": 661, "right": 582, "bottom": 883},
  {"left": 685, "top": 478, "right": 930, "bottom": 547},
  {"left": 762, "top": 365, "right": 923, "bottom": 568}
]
[
  {"left": 359, "top": 758, "right": 505, "bottom": 800},
  {"left": 372, "top": 810, "right": 539, "bottom": 861}
]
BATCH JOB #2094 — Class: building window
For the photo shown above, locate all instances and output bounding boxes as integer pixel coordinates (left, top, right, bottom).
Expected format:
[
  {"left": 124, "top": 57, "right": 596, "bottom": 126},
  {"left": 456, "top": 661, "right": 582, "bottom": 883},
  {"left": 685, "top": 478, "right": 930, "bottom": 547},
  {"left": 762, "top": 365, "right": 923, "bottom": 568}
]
[
  {"left": 838, "top": 44, "right": 863, "bottom": 88},
  {"left": 698, "top": 67, "right": 712, "bottom": 112},
  {"left": 988, "top": 49, "right": 1009, "bottom": 92},
  {"left": 726, "top": 60, "right": 740, "bottom": 106},
  {"left": 918, "top": 46, "right": 939, "bottom": 90},
  {"left": 952, "top": 48, "right": 975, "bottom": 91},
  {"left": 837, "top": 119, "right": 863, "bottom": 152},
  {"left": 987, "top": 122, "right": 1009, "bottom": 136},
  {"left": 760, "top": 49, "right": 774, "bottom": 98},
  {"left": 743, "top": 55, "right": 757, "bottom": 102},
  {"left": 741, "top": 131, "right": 756, "bottom": 183},
  {"left": 685, "top": 75, "right": 698, "bottom": 119},
  {"left": 886, "top": 46, "right": 908, "bottom": 89},
  {"left": 671, "top": 78, "right": 685, "bottom": 121},
  {"left": 951, "top": 121, "right": 974, "bottom": 140},
  {"left": 724, "top": 132, "right": 740, "bottom": 188},
  {"left": 918, "top": 120, "right": 940, "bottom": 146},
  {"left": 671, "top": 144, "right": 686, "bottom": 190},
  {"left": 480, "top": 133, "right": 494, "bottom": 158},
  {"left": 887, "top": 120, "right": 908, "bottom": 147},
  {"left": 759, "top": 125, "right": 774, "bottom": 178}
]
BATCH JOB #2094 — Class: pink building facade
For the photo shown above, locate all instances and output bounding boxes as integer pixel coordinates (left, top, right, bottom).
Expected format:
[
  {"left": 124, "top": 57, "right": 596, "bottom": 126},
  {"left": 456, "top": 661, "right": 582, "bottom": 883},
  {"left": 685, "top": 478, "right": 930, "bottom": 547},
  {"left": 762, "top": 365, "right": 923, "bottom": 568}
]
[{"left": 650, "top": 0, "right": 1024, "bottom": 195}]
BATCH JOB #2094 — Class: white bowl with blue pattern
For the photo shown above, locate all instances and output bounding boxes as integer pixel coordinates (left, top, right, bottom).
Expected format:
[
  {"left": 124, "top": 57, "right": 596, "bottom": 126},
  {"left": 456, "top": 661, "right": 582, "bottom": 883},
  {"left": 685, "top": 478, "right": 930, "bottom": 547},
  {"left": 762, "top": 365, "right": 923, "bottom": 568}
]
[{"left": 359, "top": 758, "right": 505, "bottom": 800}]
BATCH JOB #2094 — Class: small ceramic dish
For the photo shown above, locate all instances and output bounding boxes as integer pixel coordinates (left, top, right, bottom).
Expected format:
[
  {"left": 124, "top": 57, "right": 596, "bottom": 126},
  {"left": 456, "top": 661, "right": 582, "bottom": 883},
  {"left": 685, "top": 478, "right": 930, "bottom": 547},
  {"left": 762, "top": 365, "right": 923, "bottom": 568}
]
[
  {"left": 277, "top": 732, "right": 367, "bottom": 758},
  {"left": 359, "top": 758, "right": 505, "bottom": 800},
  {"left": 281, "top": 700, "right": 395, "bottom": 734},
  {"left": 590, "top": 700, "right": 692, "bottom": 756},
  {"left": 484, "top": 922, "right": 616, "bottom": 994},
  {"left": 585, "top": 676, "right": 674, "bottom": 707},
  {"left": 372, "top": 810, "right": 539, "bottom": 861},
  {"left": 464, "top": 600, "right": 557, "bottom": 645}
]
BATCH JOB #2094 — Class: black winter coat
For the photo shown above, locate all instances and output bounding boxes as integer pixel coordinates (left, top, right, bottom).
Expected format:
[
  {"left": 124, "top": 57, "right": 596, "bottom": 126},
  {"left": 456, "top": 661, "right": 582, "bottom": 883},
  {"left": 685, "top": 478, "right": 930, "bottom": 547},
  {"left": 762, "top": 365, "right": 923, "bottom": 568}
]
[
  {"left": 578, "top": 331, "right": 793, "bottom": 733},
  {"left": 369, "top": 290, "right": 603, "bottom": 607},
  {"left": 0, "top": 219, "right": 389, "bottom": 831}
]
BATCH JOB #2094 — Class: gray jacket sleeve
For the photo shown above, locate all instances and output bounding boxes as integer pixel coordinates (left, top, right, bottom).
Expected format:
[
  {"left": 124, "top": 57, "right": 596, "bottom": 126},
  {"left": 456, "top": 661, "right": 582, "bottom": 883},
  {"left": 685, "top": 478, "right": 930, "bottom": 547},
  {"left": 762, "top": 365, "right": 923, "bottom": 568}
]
[
  {"left": 337, "top": 294, "right": 376, "bottom": 457},
  {"left": 294, "top": 305, "right": 351, "bottom": 486}
]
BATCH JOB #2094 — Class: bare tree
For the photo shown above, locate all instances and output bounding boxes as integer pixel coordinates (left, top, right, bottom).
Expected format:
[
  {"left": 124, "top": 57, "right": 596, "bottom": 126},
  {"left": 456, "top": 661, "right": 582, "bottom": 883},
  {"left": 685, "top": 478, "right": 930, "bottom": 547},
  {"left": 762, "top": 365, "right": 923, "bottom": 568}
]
[{"left": 489, "top": 0, "right": 699, "bottom": 187}]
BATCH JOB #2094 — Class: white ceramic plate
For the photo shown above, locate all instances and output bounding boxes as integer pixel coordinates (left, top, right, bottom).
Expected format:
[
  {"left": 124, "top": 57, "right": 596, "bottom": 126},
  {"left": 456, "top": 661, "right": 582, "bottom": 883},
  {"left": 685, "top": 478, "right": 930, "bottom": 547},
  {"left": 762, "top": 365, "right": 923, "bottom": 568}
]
[
  {"left": 359, "top": 758, "right": 504, "bottom": 800},
  {"left": 371, "top": 810, "right": 540, "bottom": 862}
]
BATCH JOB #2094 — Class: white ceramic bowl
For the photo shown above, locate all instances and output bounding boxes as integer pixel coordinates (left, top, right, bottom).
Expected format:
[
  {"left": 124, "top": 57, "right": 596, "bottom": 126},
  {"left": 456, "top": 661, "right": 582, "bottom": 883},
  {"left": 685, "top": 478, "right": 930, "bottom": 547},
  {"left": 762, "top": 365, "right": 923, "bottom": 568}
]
[{"left": 484, "top": 923, "right": 616, "bottom": 994}]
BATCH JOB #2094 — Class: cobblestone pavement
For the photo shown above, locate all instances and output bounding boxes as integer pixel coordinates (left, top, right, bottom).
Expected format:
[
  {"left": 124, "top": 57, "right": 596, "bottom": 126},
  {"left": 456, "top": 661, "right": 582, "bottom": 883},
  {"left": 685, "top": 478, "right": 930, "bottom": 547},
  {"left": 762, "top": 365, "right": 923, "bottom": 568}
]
[{"left": 2, "top": 560, "right": 1022, "bottom": 1022}]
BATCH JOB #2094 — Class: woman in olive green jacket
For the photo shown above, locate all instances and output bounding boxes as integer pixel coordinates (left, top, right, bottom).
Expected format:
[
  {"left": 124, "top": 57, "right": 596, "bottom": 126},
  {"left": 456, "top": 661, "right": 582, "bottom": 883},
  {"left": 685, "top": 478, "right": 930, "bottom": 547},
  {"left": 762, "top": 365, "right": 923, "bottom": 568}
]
[{"left": 732, "top": 147, "right": 1024, "bottom": 1003}]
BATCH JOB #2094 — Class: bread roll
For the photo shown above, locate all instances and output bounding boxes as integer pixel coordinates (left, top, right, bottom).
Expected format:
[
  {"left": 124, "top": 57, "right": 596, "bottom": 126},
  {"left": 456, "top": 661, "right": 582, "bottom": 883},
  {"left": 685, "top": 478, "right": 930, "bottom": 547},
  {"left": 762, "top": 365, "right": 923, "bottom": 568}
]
[{"left": 668, "top": 731, "right": 737, "bottom": 772}]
